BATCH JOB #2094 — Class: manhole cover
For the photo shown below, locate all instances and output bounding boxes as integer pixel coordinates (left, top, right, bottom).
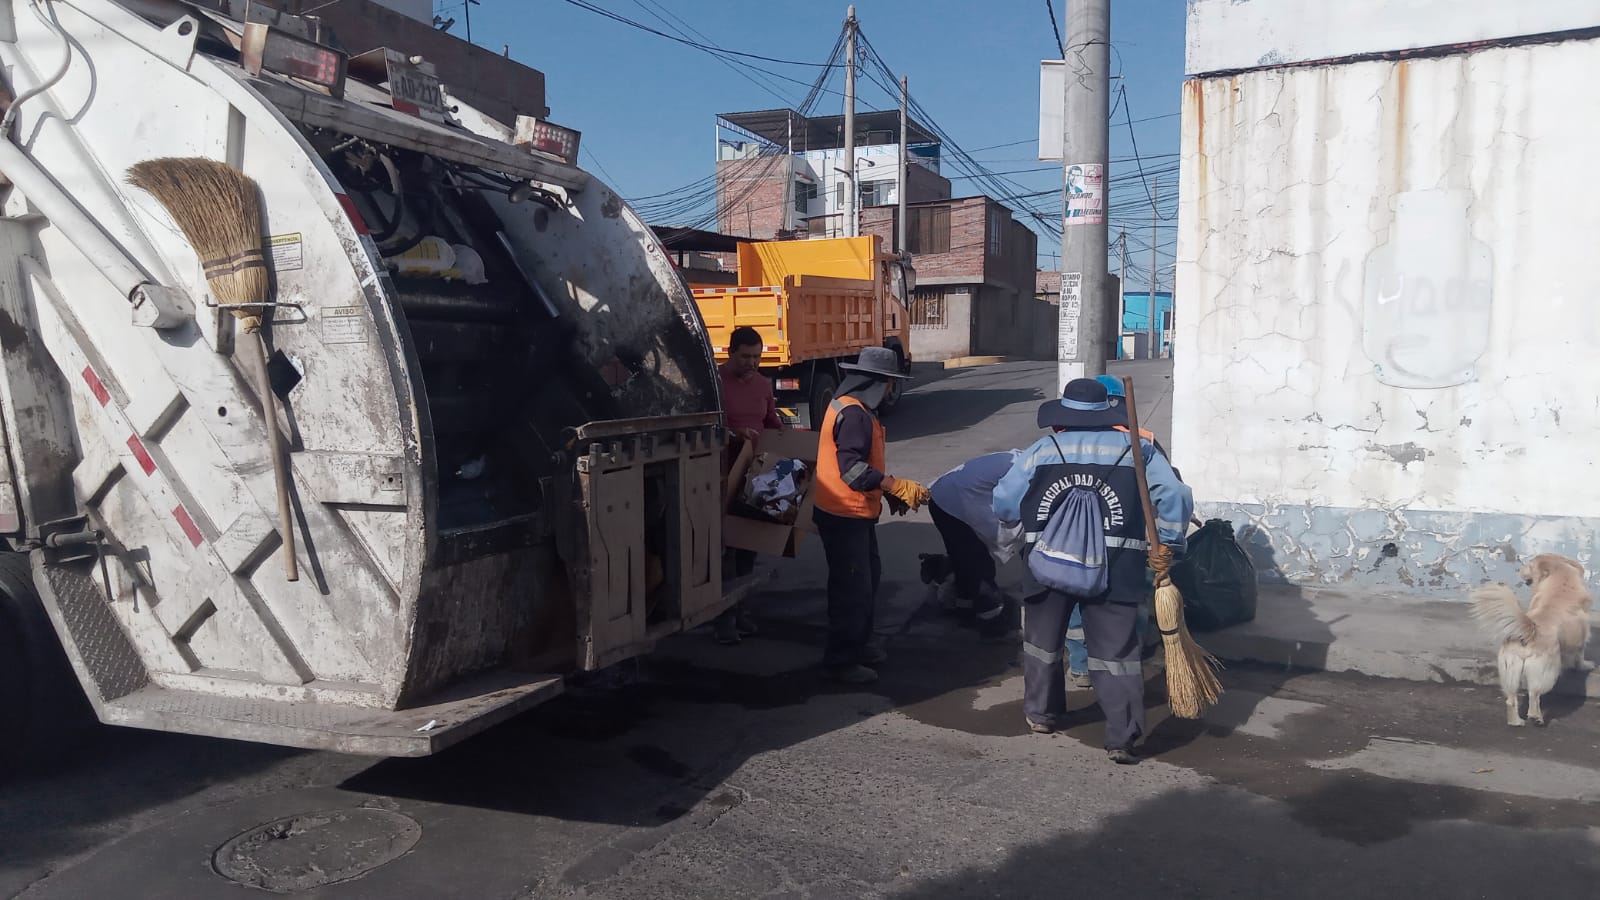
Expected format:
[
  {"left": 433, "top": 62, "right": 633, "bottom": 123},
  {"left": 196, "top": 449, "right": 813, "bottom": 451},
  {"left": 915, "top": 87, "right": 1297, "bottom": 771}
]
[{"left": 212, "top": 808, "right": 421, "bottom": 892}]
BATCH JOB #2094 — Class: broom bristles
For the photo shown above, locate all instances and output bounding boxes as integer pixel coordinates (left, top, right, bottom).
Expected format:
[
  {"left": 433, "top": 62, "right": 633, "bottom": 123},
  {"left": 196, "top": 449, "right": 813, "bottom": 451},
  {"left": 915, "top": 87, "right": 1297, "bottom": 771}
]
[
  {"left": 127, "top": 158, "right": 269, "bottom": 331},
  {"left": 1154, "top": 582, "right": 1223, "bottom": 718}
]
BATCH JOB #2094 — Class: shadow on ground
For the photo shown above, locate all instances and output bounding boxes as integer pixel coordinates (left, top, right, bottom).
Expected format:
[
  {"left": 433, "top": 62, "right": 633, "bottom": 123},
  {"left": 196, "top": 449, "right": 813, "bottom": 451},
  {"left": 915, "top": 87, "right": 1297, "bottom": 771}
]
[{"left": 887, "top": 780, "right": 1600, "bottom": 898}]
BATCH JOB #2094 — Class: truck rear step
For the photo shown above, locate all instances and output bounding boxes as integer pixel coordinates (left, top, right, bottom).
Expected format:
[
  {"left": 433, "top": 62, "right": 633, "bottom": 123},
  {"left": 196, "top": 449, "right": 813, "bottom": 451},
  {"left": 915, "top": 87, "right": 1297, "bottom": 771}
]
[{"left": 99, "top": 670, "right": 563, "bottom": 757}]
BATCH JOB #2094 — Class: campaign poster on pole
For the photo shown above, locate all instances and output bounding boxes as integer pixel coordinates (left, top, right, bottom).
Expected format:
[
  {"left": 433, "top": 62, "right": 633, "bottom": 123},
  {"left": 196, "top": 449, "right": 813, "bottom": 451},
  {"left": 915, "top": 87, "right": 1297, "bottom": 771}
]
[{"left": 1064, "top": 163, "right": 1104, "bottom": 225}]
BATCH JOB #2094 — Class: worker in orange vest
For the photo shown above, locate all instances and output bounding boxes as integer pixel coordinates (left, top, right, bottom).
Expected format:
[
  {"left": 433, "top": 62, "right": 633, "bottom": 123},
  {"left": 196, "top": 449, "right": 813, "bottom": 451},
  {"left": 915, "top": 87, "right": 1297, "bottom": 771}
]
[{"left": 814, "top": 347, "right": 930, "bottom": 685}]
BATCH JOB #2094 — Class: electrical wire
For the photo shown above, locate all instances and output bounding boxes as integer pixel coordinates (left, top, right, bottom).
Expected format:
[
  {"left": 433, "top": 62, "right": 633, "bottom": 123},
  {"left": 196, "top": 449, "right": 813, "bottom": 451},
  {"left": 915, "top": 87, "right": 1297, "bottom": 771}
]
[
  {"left": 556, "top": 0, "right": 832, "bottom": 66},
  {"left": 1045, "top": 0, "right": 1064, "bottom": 57}
]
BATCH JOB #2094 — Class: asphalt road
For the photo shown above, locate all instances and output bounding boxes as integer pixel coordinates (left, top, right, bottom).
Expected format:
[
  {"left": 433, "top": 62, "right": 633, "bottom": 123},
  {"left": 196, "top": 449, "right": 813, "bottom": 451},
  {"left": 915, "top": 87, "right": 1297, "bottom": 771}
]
[{"left": 5, "top": 360, "right": 1599, "bottom": 899}]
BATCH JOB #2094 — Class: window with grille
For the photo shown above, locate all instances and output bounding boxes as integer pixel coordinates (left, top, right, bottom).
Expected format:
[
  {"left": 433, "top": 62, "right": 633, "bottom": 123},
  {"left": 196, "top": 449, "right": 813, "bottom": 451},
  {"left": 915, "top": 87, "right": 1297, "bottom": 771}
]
[
  {"left": 859, "top": 179, "right": 892, "bottom": 208},
  {"left": 907, "top": 206, "right": 950, "bottom": 255},
  {"left": 910, "top": 288, "right": 945, "bottom": 328},
  {"left": 987, "top": 212, "right": 1003, "bottom": 255},
  {"left": 794, "top": 181, "right": 817, "bottom": 214}
]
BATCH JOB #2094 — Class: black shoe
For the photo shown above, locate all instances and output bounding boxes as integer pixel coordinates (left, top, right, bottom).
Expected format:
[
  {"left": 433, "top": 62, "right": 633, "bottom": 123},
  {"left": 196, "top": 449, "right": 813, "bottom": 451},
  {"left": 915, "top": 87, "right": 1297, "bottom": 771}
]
[
  {"left": 859, "top": 645, "right": 888, "bottom": 667},
  {"left": 1107, "top": 748, "right": 1139, "bottom": 765},
  {"left": 714, "top": 617, "right": 741, "bottom": 645},
  {"left": 734, "top": 608, "right": 759, "bottom": 636},
  {"left": 822, "top": 664, "right": 879, "bottom": 685},
  {"left": 919, "top": 553, "right": 951, "bottom": 585}
]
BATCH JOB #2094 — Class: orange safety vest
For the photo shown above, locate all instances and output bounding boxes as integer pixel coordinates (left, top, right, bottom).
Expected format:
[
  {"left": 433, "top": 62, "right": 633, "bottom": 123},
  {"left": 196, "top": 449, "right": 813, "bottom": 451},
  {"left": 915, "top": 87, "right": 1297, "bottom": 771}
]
[{"left": 815, "top": 395, "right": 887, "bottom": 520}]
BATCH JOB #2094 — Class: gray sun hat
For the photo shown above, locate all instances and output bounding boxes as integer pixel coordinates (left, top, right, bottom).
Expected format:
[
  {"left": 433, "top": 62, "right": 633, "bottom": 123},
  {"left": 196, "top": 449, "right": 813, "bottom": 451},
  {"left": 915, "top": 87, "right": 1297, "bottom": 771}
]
[
  {"left": 838, "top": 346, "right": 907, "bottom": 409},
  {"left": 839, "top": 346, "right": 908, "bottom": 380}
]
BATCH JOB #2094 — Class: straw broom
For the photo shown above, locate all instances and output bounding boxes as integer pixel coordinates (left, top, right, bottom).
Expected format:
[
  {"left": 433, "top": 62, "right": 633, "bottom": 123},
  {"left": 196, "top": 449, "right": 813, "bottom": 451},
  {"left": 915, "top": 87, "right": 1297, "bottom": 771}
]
[
  {"left": 127, "top": 158, "right": 298, "bottom": 582},
  {"left": 1120, "top": 376, "right": 1220, "bottom": 718}
]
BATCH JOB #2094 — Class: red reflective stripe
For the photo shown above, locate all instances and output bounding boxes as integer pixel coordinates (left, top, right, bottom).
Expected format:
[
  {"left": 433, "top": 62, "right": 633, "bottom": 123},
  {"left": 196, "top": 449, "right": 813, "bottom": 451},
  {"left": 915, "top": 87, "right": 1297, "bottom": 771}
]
[
  {"left": 335, "top": 193, "right": 369, "bottom": 234},
  {"left": 81, "top": 366, "right": 110, "bottom": 406},
  {"left": 172, "top": 505, "right": 203, "bottom": 547},
  {"left": 126, "top": 435, "right": 157, "bottom": 476}
]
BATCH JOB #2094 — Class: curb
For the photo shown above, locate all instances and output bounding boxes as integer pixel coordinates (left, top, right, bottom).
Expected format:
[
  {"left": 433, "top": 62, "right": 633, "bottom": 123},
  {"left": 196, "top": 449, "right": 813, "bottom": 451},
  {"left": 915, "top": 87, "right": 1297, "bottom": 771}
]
[
  {"left": 941, "top": 355, "right": 1007, "bottom": 369},
  {"left": 1198, "top": 620, "right": 1600, "bottom": 699}
]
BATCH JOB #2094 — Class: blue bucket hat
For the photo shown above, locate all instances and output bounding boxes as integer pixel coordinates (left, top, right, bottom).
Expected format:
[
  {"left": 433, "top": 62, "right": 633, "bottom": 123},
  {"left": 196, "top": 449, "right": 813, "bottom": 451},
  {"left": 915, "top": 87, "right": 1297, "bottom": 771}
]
[{"left": 1036, "top": 378, "right": 1127, "bottom": 429}]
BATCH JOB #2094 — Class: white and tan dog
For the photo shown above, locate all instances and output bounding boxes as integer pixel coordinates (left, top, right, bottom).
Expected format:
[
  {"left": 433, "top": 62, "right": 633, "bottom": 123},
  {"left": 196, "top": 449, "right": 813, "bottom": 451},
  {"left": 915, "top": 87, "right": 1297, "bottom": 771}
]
[{"left": 1471, "top": 554, "right": 1595, "bottom": 727}]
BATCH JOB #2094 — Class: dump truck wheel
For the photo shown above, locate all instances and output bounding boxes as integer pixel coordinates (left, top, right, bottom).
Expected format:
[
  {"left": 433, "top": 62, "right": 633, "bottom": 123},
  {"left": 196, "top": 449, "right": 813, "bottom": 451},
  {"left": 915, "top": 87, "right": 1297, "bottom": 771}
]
[{"left": 807, "top": 372, "right": 838, "bottom": 430}]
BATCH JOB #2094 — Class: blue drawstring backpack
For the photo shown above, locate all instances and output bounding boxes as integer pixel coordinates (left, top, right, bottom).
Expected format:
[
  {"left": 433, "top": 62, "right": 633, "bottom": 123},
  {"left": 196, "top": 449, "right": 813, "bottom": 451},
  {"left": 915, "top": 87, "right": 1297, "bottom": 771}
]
[{"left": 1026, "top": 436, "right": 1124, "bottom": 596}]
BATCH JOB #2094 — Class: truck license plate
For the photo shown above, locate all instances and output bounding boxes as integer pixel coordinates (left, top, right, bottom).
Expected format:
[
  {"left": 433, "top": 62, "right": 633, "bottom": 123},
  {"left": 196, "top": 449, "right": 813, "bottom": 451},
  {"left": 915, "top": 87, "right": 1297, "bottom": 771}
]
[{"left": 387, "top": 58, "right": 444, "bottom": 119}]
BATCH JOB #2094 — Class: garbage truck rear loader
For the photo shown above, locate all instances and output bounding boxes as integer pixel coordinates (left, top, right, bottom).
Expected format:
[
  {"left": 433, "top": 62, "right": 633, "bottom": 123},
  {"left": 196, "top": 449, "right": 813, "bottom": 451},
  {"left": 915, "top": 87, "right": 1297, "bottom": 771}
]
[{"left": 0, "top": 0, "right": 734, "bottom": 757}]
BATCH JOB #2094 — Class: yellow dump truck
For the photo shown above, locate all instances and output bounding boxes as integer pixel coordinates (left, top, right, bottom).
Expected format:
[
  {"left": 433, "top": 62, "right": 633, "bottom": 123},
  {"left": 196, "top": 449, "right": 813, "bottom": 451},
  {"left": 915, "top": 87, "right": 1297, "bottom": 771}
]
[{"left": 689, "top": 236, "right": 915, "bottom": 426}]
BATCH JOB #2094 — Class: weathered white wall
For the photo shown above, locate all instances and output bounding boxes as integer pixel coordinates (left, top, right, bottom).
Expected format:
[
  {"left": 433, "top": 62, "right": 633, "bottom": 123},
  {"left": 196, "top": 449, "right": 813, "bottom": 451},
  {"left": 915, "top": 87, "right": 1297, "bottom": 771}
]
[
  {"left": 1172, "top": 35, "right": 1600, "bottom": 589},
  {"left": 1186, "top": 0, "right": 1599, "bottom": 75}
]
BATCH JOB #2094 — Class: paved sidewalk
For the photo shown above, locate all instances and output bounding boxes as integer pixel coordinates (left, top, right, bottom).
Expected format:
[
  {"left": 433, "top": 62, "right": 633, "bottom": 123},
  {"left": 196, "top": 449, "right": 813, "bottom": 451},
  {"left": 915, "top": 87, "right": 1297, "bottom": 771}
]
[{"left": 1198, "top": 583, "right": 1600, "bottom": 698}]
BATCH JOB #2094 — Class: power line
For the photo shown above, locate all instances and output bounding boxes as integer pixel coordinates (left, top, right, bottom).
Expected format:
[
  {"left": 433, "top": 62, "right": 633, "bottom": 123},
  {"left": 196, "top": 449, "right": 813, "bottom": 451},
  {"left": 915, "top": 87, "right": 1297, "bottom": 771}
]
[
  {"left": 1045, "top": 0, "right": 1064, "bottom": 57},
  {"left": 555, "top": 0, "right": 832, "bottom": 67},
  {"left": 627, "top": 0, "right": 795, "bottom": 106}
]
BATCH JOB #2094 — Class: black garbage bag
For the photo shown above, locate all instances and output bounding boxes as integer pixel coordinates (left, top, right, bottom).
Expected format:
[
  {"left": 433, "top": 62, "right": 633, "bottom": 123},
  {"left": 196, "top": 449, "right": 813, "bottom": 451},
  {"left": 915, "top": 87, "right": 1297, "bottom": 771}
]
[{"left": 1172, "top": 519, "right": 1258, "bottom": 632}]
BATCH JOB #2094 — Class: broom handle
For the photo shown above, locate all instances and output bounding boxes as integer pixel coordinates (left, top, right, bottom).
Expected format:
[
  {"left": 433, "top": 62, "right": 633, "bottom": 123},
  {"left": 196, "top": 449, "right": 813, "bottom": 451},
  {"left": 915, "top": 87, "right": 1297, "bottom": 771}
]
[
  {"left": 254, "top": 333, "right": 299, "bottom": 582},
  {"left": 1119, "top": 377, "right": 1161, "bottom": 548}
]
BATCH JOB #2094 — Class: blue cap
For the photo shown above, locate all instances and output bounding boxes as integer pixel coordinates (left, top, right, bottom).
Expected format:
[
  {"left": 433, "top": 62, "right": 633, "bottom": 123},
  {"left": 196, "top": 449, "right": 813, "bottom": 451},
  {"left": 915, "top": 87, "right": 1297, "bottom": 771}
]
[{"left": 1095, "top": 374, "right": 1125, "bottom": 398}]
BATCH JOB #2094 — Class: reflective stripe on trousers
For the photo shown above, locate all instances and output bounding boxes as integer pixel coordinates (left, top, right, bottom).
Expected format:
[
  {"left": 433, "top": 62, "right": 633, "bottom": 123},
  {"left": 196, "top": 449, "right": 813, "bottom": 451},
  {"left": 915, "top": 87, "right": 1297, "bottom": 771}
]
[{"left": 1021, "top": 589, "right": 1145, "bottom": 750}]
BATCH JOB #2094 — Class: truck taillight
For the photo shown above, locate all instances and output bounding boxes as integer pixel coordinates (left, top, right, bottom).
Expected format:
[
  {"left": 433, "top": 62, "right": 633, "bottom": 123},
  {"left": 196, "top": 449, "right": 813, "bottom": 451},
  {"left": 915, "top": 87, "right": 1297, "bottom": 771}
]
[
  {"left": 775, "top": 379, "right": 801, "bottom": 392},
  {"left": 242, "top": 23, "right": 347, "bottom": 97},
  {"left": 515, "top": 119, "right": 582, "bottom": 166}
]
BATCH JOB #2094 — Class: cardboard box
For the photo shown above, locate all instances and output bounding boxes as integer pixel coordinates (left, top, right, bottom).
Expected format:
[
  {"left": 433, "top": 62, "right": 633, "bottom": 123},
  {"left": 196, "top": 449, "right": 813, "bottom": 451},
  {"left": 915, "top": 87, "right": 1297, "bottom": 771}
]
[{"left": 722, "top": 428, "right": 819, "bottom": 558}]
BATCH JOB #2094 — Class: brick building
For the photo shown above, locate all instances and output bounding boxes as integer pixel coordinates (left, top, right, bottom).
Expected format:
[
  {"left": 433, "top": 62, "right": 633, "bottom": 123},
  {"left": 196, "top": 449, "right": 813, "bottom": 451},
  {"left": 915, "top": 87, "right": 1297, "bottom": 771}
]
[
  {"left": 713, "top": 109, "right": 949, "bottom": 240},
  {"left": 253, "top": 0, "right": 551, "bottom": 124},
  {"left": 860, "top": 198, "right": 1052, "bottom": 362}
]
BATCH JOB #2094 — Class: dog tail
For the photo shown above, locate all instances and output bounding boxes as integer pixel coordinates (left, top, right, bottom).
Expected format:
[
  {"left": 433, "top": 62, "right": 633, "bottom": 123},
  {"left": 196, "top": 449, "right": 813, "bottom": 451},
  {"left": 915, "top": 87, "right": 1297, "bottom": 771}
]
[{"left": 1471, "top": 584, "right": 1537, "bottom": 645}]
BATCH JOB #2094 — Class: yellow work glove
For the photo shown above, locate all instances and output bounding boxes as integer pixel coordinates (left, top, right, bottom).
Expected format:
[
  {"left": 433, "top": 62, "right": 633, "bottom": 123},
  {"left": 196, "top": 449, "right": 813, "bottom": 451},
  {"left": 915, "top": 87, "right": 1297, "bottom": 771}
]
[{"left": 884, "top": 477, "right": 931, "bottom": 512}]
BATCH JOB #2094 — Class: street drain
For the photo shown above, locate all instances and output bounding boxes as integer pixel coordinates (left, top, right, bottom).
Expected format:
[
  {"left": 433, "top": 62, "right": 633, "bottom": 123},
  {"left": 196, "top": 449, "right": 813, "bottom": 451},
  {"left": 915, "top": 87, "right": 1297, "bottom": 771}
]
[{"left": 212, "top": 808, "right": 421, "bottom": 892}]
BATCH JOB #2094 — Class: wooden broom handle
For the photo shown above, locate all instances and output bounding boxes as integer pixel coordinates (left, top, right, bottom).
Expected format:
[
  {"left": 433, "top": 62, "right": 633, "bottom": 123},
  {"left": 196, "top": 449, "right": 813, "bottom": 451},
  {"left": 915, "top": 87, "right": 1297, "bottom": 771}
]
[
  {"left": 254, "top": 333, "right": 299, "bottom": 581},
  {"left": 1120, "top": 376, "right": 1160, "bottom": 548}
]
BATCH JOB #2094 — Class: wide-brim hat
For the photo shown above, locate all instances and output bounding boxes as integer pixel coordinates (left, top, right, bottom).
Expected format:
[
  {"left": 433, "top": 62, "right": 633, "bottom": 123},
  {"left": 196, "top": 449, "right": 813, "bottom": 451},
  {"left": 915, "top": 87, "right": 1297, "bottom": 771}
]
[
  {"left": 839, "top": 346, "right": 908, "bottom": 381},
  {"left": 1037, "top": 377, "right": 1128, "bottom": 429}
]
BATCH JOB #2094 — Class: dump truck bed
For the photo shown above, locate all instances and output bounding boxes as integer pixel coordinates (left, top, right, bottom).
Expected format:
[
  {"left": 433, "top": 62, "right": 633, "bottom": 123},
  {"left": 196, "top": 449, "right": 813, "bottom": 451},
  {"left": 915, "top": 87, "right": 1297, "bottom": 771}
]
[{"left": 691, "top": 237, "right": 889, "bottom": 366}]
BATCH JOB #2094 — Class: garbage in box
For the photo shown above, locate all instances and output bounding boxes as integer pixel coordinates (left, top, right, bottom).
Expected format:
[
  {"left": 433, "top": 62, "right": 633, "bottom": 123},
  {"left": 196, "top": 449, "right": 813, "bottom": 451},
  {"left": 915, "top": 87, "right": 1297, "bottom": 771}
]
[
  {"left": 740, "top": 455, "right": 811, "bottom": 525},
  {"left": 723, "top": 428, "right": 820, "bottom": 557}
]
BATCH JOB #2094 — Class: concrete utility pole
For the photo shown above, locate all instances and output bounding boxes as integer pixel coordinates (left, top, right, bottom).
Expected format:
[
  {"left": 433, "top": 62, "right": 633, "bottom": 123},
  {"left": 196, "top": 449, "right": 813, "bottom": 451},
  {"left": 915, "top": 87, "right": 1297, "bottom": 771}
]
[
  {"left": 843, "top": 5, "right": 858, "bottom": 238},
  {"left": 1117, "top": 230, "right": 1127, "bottom": 361},
  {"left": 1055, "top": 0, "right": 1111, "bottom": 392},
  {"left": 1148, "top": 175, "right": 1159, "bottom": 359},
  {"left": 897, "top": 75, "right": 909, "bottom": 253}
]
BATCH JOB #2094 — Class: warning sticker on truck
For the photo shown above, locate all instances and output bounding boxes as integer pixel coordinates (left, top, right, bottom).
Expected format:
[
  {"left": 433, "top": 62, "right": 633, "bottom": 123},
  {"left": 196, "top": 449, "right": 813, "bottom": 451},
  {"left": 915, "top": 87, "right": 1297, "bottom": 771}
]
[
  {"left": 269, "top": 233, "right": 304, "bottom": 271},
  {"left": 321, "top": 306, "right": 368, "bottom": 344}
]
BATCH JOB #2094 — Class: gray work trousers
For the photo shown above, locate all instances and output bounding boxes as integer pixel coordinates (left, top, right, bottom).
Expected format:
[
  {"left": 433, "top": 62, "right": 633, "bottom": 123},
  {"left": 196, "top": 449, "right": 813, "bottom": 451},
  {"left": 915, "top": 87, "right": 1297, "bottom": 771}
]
[{"left": 1021, "top": 588, "right": 1145, "bottom": 750}]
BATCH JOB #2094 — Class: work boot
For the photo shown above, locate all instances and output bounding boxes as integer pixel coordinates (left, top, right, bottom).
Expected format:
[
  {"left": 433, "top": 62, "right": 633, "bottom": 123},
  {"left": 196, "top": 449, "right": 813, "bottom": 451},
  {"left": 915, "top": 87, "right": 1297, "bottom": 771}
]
[
  {"left": 1069, "top": 671, "right": 1094, "bottom": 690},
  {"left": 1107, "top": 748, "right": 1139, "bottom": 766},
  {"left": 734, "top": 607, "right": 759, "bottom": 636},
  {"left": 859, "top": 644, "right": 888, "bottom": 667},
  {"left": 1026, "top": 718, "right": 1056, "bottom": 735},
  {"left": 822, "top": 664, "right": 879, "bottom": 685},
  {"left": 714, "top": 615, "right": 741, "bottom": 646}
]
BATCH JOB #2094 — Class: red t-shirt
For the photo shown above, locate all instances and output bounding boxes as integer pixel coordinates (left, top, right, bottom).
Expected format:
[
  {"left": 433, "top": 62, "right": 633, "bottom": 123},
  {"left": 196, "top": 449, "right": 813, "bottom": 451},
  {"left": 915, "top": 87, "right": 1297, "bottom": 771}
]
[{"left": 719, "top": 362, "right": 781, "bottom": 434}]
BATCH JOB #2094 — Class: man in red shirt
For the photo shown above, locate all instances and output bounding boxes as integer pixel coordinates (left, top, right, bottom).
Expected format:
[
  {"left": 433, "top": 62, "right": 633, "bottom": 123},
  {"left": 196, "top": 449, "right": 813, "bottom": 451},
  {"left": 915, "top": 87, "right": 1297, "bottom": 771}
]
[
  {"left": 715, "top": 327, "right": 782, "bottom": 644},
  {"left": 720, "top": 326, "right": 782, "bottom": 441}
]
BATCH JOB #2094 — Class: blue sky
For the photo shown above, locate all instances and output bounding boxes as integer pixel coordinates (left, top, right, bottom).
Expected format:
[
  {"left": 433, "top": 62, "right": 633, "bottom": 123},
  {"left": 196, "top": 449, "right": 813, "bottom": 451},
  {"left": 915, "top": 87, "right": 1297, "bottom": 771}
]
[{"left": 437, "top": 0, "right": 1184, "bottom": 282}]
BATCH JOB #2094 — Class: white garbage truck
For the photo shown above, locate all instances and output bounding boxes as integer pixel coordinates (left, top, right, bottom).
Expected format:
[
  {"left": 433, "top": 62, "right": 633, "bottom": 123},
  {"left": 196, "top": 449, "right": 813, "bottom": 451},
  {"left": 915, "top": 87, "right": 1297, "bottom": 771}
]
[{"left": 0, "top": 0, "right": 741, "bottom": 757}]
